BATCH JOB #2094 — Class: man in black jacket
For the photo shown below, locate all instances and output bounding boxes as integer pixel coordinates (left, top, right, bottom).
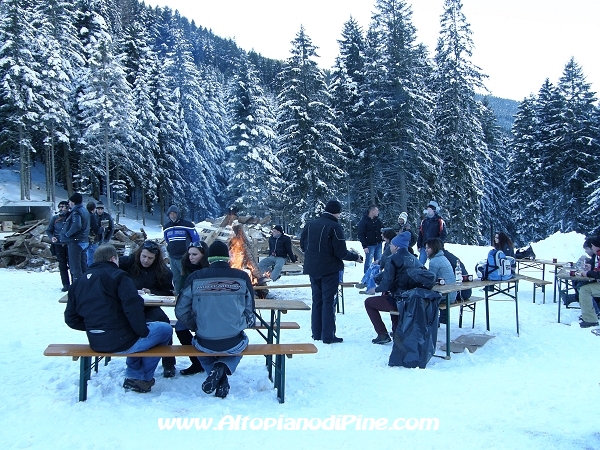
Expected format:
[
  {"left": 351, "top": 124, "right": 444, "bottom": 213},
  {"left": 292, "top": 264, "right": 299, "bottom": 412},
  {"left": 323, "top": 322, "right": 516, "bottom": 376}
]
[
  {"left": 258, "top": 225, "right": 297, "bottom": 282},
  {"left": 64, "top": 244, "right": 173, "bottom": 393},
  {"left": 357, "top": 205, "right": 384, "bottom": 273},
  {"left": 46, "top": 201, "right": 71, "bottom": 291},
  {"left": 365, "top": 232, "right": 423, "bottom": 344},
  {"left": 300, "top": 200, "right": 363, "bottom": 344}
]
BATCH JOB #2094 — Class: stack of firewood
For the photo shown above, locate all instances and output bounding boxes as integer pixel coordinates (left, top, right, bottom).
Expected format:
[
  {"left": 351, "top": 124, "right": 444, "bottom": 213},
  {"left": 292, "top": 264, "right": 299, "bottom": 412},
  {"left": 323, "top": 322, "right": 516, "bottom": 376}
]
[{"left": 0, "top": 220, "right": 150, "bottom": 271}]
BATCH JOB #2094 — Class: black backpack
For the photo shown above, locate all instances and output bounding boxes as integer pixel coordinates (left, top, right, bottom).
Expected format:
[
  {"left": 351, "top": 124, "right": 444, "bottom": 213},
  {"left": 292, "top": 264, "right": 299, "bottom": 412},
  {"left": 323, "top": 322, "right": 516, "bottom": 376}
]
[
  {"left": 404, "top": 266, "right": 436, "bottom": 290},
  {"left": 515, "top": 244, "right": 536, "bottom": 260}
]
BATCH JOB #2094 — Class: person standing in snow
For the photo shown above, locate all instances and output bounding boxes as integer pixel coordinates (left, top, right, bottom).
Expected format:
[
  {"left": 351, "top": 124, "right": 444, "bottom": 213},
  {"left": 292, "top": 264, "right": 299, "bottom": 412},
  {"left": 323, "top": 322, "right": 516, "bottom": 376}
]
[
  {"left": 46, "top": 200, "right": 71, "bottom": 292},
  {"left": 163, "top": 205, "right": 200, "bottom": 294},
  {"left": 357, "top": 205, "right": 384, "bottom": 273},
  {"left": 300, "top": 200, "right": 363, "bottom": 344},
  {"left": 417, "top": 201, "right": 447, "bottom": 264}
]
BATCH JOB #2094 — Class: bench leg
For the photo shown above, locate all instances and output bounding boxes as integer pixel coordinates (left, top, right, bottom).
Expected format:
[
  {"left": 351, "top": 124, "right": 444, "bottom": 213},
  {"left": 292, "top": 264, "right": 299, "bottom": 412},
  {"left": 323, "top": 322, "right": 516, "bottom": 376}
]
[
  {"left": 472, "top": 303, "right": 476, "bottom": 329},
  {"left": 79, "top": 356, "right": 92, "bottom": 402},
  {"left": 273, "top": 354, "right": 286, "bottom": 404}
]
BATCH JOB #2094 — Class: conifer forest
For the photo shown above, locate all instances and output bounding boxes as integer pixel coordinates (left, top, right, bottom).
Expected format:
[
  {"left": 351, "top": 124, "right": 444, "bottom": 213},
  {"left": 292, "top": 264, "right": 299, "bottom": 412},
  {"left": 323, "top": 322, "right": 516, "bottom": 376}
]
[{"left": 1, "top": 0, "right": 599, "bottom": 244}]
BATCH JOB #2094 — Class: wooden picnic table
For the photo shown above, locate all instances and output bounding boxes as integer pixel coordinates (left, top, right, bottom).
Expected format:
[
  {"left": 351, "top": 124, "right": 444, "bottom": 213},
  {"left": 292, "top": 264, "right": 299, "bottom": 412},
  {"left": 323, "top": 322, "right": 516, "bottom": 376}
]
[
  {"left": 59, "top": 293, "right": 311, "bottom": 380},
  {"left": 432, "top": 276, "right": 527, "bottom": 359},
  {"left": 516, "top": 258, "right": 568, "bottom": 303},
  {"left": 253, "top": 281, "right": 359, "bottom": 314}
]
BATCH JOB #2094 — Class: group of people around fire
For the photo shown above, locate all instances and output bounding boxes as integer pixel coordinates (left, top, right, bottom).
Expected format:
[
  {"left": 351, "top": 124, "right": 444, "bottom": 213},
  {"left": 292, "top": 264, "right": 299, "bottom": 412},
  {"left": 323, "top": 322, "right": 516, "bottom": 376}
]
[{"left": 60, "top": 194, "right": 600, "bottom": 399}]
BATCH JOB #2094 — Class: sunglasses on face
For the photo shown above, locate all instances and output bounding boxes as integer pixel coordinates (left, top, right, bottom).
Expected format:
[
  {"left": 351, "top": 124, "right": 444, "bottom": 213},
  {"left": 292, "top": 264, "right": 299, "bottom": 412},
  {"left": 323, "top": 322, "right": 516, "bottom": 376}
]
[
  {"left": 188, "top": 241, "right": 205, "bottom": 253},
  {"left": 58, "top": 205, "right": 67, "bottom": 209},
  {"left": 142, "top": 241, "right": 160, "bottom": 254}
]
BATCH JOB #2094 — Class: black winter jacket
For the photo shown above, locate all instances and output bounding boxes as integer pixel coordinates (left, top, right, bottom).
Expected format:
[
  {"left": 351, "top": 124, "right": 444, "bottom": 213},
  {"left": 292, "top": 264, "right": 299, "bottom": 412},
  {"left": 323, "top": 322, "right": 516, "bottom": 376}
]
[
  {"left": 300, "top": 212, "right": 360, "bottom": 277},
  {"left": 64, "top": 261, "right": 149, "bottom": 352},
  {"left": 119, "top": 255, "right": 174, "bottom": 296},
  {"left": 375, "top": 248, "right": 423, "bottom": 297},
  {"left": 267, "top": 234, "right": 297, "bottom": 261},
  {"left": 357, "top": 212, "right": 383, "bottom": 248}
]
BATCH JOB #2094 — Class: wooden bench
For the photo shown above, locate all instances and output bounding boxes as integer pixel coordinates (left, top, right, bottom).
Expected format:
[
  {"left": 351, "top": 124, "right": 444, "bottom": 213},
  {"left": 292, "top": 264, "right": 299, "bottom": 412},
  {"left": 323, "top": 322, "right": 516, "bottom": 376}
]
[
  {"left": 390, "top": 296, "right": 485, "bottom": 329},
  {"left": 44, "top": 343, "right": 318, "bottom": 404},
  {"left": 512, "top": 274, "right": 553, "bottom": 303}
]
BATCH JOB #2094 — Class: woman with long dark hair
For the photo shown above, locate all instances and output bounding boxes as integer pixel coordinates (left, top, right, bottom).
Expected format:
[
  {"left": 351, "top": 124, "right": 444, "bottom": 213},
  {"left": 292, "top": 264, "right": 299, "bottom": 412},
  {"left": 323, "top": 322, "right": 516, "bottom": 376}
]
[
  {"left": 175, "top": 240, "right": 210, "bottom": 375},
  {"left": 119, "top": 240, "right": 176, "bottom": 377},
  {"left": 494, "top": 232, "right": 515, "bottom": 258}
]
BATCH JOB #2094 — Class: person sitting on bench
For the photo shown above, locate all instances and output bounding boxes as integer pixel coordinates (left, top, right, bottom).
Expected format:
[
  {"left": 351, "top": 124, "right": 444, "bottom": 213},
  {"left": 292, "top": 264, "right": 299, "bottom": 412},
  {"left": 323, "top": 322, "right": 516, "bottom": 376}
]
[
  {"left": 64, "top": 244, "right": 173, "bottom": 394},
  {"left": 175, "top": 241, "right": 256, "bottom": 399},
  {"left": 259, "top": 225, "right": 297, "bottom": 282}
]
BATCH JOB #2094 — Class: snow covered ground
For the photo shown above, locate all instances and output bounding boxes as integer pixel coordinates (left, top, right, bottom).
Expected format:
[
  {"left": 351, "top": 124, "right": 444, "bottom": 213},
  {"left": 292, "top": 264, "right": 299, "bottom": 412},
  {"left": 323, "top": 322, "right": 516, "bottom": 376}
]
[{"left": 0, "top": 166, "right": 598, "bottom": 448}]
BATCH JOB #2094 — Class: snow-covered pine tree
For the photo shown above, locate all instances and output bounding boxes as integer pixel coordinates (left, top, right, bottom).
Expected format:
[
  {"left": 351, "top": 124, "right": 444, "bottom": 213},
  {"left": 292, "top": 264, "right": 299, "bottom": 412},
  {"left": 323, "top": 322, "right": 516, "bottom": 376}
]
[
  {"left": 276, "top": 26, "right": 345, "bottom": 227},
  {"left": 33, "top": 0, "right": 83, "bottom": 204},
  {"left": 365, "top": 0, "right": 439, "bottom": 226},
  {"left": 534, "top": 79, "right": 566, "bottom": 238},
  {"left": 75, "top": 3, "right": 134, "bottom": 211},
  {"left": 329, "top": 17, "right": 366, "bottom": 225},
  {"left": 432, "top": 0, "right": 487, "bottom": 244},
  {"left": 0, "top": 0, "right": 43, "bottom": 200},
  {"left": 225, "top": 54, "right": 282, "bottom": 215},
  {"left": 119, "top": 5, "right": 160, "bottom": 224},
  {"left": 479, "top": 97, "right": 511, "bottom": 244},
  {"left": 510, "top": 95, "right": 549, "bottom": 244},
  {"left": 556, "top": 58, "right": 599, "bottom": 233}
]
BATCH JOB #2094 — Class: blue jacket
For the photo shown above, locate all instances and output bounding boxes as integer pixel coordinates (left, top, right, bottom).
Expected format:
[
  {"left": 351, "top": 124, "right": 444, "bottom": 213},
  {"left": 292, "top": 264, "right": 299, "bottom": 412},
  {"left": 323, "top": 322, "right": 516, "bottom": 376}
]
[
  {"left": 60, "top": 203, "right": 90, "bottom": 243},
  {"left": 163, "top": 206, "right": 199, "bottom": 259},
  {"left": 428, "top": 250, "right": 457, "bottom": 303},
  {"left": 417, "top": 214, "right": 447, "bottom": 248},
  {"left": 46, "top": 211, "right": 69, "bottom": 242}
]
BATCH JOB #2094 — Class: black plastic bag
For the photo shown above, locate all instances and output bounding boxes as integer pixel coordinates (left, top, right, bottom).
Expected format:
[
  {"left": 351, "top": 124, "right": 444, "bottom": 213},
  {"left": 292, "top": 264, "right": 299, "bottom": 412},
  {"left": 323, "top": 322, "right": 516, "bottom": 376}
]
[
  {"left": 389, "top": 288, "right": 441, "bottom": 369},
  {"left": 515, "top": 244, "right": 536, "bottom": 260}
]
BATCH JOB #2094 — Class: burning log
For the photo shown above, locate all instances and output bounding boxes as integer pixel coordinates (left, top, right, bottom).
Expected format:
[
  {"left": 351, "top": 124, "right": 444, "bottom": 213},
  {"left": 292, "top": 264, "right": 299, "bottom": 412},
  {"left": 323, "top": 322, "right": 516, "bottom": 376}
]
[{"left": 229, "top": 223, "right": 269, "bottom": 298}]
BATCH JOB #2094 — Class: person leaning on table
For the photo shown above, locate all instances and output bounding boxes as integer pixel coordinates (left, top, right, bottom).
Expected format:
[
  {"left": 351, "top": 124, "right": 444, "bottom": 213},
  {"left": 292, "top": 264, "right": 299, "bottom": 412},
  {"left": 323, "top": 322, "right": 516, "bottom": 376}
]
[
  {"left": 575, "top": 235, "right": 600, "bottom": 328},
  {"left": 64, "top": 244, "right": 173, "bottom": 394}
]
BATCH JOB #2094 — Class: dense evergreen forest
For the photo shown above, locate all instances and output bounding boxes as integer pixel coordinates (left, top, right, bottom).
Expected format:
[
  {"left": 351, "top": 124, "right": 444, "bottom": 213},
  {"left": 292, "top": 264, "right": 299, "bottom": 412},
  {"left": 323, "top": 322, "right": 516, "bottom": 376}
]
[{"left": 1, "top": 0, "right": 598, "bottom": 244}]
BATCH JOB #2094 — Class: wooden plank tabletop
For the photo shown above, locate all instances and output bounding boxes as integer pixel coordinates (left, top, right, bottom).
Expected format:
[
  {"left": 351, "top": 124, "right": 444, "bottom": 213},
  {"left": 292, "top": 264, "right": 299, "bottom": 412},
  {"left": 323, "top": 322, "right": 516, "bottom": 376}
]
[{"left": 59, "top": 293, "right": 310, "bottom": 311}]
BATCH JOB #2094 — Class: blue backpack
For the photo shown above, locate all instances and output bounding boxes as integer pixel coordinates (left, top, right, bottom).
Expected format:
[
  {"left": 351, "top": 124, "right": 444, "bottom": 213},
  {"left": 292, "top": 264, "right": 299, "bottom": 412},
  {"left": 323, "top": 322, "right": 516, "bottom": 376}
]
[{"left": 485, "top": 249, "right": 513, "bottom": 281}]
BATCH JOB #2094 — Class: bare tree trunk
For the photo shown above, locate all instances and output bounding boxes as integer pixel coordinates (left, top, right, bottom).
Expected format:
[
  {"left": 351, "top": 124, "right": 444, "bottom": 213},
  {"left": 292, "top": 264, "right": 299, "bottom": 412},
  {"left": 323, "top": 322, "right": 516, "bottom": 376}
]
[
  {"left": 104, "top": 126, "right": 111, "bottom": 214},
  {"left": 141, "top": 187, "right": 146, "bottom": 226},
  {"left": 63, "top": 143, "right": 73, "bottom": 197}
]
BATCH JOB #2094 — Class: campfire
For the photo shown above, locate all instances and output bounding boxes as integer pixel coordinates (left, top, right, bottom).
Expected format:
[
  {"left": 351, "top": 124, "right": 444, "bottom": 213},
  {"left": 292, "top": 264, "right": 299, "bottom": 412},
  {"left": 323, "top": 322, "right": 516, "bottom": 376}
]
[{"left": 228, "top": 223, "right": 269, "bottom": 298}]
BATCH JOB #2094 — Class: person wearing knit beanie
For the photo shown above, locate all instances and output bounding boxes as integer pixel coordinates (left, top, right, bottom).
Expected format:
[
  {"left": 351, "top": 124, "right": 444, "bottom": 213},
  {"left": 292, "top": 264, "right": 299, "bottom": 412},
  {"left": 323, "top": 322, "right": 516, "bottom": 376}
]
[
  {"left": 69, "top": 192, "right": 83, "bottom": 205},
  {"left": 391, "top": 232, "right": 410, "bottom": 249},
  {"left": 208, "top": 241, "right": 230, "bottom": 263},
  {"left": 324, "top": 200, "right": 342, "bottom": 215}
]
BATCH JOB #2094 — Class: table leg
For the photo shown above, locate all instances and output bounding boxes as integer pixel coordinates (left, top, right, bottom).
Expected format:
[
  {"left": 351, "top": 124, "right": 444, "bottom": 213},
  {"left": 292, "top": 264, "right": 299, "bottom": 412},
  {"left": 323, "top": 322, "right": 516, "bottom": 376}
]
[
  {"left": 515, "top": 281, "right": 520, "bottom": 336},
  {"left": 445, "top": 295, "right": 451, "bottom": 360},
  {"left": 485, "top": 288, "right": 490, "bottom": 332}
]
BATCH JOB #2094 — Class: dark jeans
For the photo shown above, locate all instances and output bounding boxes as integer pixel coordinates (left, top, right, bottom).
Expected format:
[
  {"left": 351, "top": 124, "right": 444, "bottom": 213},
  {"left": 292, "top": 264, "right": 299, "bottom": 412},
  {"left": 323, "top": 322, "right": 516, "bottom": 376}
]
[
  {"left": 309, "top": 272, "right": 339, "bottom": 341},
  {"left": 144, "top": 306, "right": 175, "bottom": 368},
  {"left": 67, "top": 241, "right": 88, "bottom": 282},
  {"left": 365, "top": 294, "right": 398, "bottom": 336},
  {"left": 53, "top": 243, "right": 70, "bottom": 287}
]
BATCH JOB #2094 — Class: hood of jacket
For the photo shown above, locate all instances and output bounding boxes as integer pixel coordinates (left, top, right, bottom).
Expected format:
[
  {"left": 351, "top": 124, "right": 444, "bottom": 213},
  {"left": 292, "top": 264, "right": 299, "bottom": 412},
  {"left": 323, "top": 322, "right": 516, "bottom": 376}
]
[{"left": 166, "top": 205, "right": 180, "bottom": 222}]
